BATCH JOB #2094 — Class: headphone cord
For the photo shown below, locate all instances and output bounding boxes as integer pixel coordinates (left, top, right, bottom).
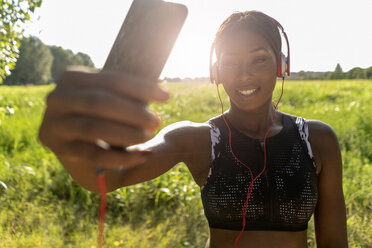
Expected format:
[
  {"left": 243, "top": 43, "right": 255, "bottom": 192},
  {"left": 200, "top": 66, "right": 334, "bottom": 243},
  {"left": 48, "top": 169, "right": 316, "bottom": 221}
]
[
  {"left": 216, "top": 77, "right": 285, "bottom": 248},
  {"left": 97, "top": 170, "right": 107, "bottom": 248}
]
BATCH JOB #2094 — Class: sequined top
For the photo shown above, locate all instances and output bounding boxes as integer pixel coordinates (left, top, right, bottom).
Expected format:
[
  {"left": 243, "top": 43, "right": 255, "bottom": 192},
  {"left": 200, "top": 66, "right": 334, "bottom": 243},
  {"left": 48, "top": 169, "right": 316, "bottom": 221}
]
[{"left": 200, "top": 114, "right": 318, "bottom": 231}]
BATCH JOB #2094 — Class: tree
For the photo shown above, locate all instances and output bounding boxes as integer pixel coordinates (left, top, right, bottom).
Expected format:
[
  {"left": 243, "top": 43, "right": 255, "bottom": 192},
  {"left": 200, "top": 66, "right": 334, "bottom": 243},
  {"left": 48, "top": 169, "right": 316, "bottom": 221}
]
[
  {"left": 0, "top": 0, "right": 43, "bottom": 83},
  {"left": 345, "top": 67, "right": 363, "bottom": 79},
  {"left": 75, "top": 52, "right": 95, "bottom": 68},
  {"left": 328, "top": 63, "right": 344, "bottom": 79},
  {"left": 4, "top": 37, "right": 95, "bottom": 85},
  {"left": 4, "top": 36, "right": 53, "bottom": 85},
  {"left": 366, "top": 67, "right": 372, "bottom": 79},
  {"left": 49, "top": 46, "right": 75, "bottom": 82},
  {"left": 334, "top": 63, "right": 343, "bottom": 74},
  {"left": 49, "top": 46, "right": 95, "bottom": 82}
]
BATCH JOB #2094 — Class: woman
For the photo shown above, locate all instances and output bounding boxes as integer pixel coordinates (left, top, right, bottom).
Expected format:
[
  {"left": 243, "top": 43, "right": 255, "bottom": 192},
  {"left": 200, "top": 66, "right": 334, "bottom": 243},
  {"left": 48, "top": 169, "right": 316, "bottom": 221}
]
[{"left": 39, "top": 11, "right": 348, "bottom": 248}]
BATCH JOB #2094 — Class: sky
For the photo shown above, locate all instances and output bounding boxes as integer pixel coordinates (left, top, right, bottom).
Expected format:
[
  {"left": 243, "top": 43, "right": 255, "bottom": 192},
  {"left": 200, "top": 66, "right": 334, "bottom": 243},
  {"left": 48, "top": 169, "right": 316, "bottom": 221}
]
[{"left": 25, "top": 0, "right": 372, "bottom": 78}]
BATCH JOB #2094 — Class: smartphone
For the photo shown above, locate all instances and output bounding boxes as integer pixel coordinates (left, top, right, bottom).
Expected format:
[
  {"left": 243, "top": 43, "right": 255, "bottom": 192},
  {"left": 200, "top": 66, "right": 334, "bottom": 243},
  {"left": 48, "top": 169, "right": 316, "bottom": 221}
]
[{"left": 103, "top": 0, "right": 188, "bottom": 81}]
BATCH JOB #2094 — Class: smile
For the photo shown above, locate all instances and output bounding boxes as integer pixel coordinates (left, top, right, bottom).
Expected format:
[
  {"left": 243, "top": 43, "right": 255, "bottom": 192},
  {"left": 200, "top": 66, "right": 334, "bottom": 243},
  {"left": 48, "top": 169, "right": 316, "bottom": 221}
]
[
  {"left": 236, "top": 86, "right": 260, "bottom": 97},
  {"left": 238, "top": 88, "right": 257, "bottom": 96}
]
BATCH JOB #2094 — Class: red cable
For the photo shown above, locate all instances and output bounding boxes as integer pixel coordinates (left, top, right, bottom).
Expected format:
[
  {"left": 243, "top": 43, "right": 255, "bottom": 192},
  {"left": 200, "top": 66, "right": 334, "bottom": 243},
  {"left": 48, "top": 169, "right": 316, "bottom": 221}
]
[
  {"left": 216, "top": 78, "right": 284, "bottom": 248},
  {"left": 97, "top": 173, "right": 107, "bottom": 248}
]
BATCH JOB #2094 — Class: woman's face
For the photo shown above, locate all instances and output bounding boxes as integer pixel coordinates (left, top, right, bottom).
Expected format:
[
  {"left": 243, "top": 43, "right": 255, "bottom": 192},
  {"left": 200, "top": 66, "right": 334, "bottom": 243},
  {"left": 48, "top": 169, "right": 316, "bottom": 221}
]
[{"left": 218, "top": 31, "right": 277, "bottom": 111}]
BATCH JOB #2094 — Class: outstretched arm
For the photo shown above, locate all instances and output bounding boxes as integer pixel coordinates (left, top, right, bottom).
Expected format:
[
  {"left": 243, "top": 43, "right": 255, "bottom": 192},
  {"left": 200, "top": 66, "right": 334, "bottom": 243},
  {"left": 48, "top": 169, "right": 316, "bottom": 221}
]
[
  {"left": 309, "top": 121, "right": 348, "bottom": 248},
  {"left": 114, "top": 121, "right": 202, "bottom": 189},
  {"left": 57, "top": 121, "right": 194, "bottom": 193}
]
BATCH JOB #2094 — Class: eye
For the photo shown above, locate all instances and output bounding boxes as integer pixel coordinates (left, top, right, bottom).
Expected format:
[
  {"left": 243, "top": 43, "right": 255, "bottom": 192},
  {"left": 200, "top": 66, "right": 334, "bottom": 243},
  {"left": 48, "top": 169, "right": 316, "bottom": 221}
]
[
  {"left": 222, "top": 60, "right": 239, "bottom": 66},
  {"left": 254, "top": 57, "right": 267, "bottom": 64}
]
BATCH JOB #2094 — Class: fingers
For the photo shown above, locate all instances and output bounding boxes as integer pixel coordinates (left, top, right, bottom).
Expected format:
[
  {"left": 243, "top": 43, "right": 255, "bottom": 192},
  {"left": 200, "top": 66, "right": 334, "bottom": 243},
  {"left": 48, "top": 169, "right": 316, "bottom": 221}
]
[
  {"left": 50, "top": 115, "right": 152, "bottom": 147},
  {"left": 39, "top": 67, "right": 167, "bottom": 174},
  {"left": 57, "top": 141, "right": 152, "bottom": 170},
  {"left": 46, "top": 88, "right": 160, "bottom": 132},
  {"left": 39, "top": 114, "right": 154, "bottom": 171},
  {"left": 57, "top": 69, "right": 170, "bottom": 103}
]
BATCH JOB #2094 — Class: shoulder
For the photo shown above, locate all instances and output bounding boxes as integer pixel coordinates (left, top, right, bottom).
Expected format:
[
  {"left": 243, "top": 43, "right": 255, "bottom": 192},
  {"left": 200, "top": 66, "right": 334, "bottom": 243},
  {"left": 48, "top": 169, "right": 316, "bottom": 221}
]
[
  {"left": 157, "top": 120, "right": 210, "bottom": 138},
  {"left": 307, "top": 120, "right": 341, "bottom": 166},
  {"left": 285, "top": 114, "right": 340, "bottom": 174},
  {"left": 307, "top": 119, "right": 339, "bottom": 148},
  {"left": 155, "top": 120, "right": 211, "bottom": 151},
  {"left": 306, "top": 120, "right": 342, "bottom": 177},
  {"left": 285, "top": 113, "right": 338, "bottom": 145}
]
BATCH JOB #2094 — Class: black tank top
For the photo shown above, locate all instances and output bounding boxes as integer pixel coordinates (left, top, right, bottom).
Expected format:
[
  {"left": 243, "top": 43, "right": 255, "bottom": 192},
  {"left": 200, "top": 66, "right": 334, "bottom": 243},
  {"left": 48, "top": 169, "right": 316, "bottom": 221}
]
[{"left": 200, "top": 114, "right": 318, "bottom": 231}]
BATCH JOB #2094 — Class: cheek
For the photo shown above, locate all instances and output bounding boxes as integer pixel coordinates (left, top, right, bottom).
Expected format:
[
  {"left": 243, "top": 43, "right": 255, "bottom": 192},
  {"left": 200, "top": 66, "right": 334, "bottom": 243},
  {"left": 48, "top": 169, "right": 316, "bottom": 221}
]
[
  {"left": 219, "top": 67, "right": 237, "bottom": 83},
  {"left": 262, "top": 65, "right": 277, "bottom": 82}
]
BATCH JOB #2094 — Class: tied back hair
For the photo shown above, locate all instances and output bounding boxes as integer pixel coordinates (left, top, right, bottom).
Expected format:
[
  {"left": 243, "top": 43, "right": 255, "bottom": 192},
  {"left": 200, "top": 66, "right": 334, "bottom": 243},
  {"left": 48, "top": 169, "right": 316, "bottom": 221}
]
[{"left": 214, "top": 11, "right": 282, "bottom": 63}]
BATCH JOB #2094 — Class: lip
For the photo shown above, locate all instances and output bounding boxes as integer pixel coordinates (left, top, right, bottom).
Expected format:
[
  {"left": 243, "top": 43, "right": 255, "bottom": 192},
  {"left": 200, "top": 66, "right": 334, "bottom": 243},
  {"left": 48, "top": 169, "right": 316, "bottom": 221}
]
[{"left": 235, "top": 85, "right": 260, "bottom": 98}]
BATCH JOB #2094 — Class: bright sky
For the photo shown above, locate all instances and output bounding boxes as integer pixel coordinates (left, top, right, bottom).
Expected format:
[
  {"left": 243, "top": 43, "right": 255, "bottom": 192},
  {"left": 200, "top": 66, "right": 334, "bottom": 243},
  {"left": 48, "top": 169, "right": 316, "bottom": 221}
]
[{"left": 26, "top": 0, "right": 372, "bottom": 78}]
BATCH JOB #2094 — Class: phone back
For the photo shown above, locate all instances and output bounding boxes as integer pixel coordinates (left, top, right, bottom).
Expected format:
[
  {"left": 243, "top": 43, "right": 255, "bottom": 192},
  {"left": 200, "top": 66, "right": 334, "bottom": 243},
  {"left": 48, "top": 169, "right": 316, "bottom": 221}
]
[{"left": 103, "top": 0, "right": 188, "bottom": 81}]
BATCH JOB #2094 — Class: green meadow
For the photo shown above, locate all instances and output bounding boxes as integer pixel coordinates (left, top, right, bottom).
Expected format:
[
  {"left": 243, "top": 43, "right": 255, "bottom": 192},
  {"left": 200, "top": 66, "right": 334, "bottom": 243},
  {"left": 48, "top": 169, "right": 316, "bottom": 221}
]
[{"left": 0, "top": 80, "right": 371, "bottom": 247}]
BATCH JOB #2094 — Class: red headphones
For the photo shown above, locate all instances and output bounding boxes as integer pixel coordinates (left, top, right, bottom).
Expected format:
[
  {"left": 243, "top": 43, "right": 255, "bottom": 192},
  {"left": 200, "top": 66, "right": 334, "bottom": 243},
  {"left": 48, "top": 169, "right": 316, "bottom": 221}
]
[{"left": 209, "top": 17, "right": 290, "bottom": 83}]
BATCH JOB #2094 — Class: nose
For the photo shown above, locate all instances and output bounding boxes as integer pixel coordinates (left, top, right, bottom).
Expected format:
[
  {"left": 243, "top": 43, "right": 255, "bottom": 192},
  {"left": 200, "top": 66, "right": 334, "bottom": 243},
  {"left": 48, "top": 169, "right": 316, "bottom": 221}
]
[{"left": 238, "top": 63, "right": 254, "bottom": 81}]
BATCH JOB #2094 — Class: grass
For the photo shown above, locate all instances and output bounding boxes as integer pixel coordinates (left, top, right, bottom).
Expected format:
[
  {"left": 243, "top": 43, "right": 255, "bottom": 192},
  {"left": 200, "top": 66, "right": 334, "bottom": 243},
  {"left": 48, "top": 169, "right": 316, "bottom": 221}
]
[{"left": 0, "top": 80, "right": 371, "bottom": 247}]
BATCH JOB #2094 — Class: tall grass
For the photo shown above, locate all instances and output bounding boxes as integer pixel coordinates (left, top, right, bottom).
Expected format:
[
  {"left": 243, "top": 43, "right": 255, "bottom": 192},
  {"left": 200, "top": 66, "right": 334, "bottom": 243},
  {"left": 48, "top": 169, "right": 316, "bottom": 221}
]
[{"left": 0, "top": 80, "right": 371, "bottom": 247}]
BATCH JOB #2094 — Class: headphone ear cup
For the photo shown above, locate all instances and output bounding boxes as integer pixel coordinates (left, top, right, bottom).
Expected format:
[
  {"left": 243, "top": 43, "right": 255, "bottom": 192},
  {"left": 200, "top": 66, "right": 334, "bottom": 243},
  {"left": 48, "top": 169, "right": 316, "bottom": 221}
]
[
  {"left": 210, "top": 61, "right": 216, "bottom": 84},
  {"left": 286, "top": 54, "right": 290, "bottom": 76},
  {"left": 277, "top": 52, "right": 283, "bottom": 78},
  {"left": 277, "top": 51, "right": 288, "bottom": 78}
]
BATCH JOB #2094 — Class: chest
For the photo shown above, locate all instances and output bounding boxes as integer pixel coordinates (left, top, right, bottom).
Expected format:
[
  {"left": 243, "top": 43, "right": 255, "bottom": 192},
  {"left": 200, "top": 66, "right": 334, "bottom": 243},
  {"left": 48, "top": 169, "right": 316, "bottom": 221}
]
[{"left": 200, "top": 129, "right": 318, "bottom": 230}]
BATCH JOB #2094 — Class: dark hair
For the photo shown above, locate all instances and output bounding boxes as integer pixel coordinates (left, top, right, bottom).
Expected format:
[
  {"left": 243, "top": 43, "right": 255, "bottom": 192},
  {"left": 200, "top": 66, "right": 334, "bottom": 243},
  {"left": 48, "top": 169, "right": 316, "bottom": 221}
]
[{"left": 214, "top": 11, "right": 282, "bottom": 63}]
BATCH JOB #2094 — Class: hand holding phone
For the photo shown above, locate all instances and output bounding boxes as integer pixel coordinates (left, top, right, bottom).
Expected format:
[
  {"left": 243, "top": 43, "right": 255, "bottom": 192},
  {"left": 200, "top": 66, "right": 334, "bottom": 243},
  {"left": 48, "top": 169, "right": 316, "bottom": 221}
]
[{"left": 38, "top": 0, "right": 188, "bottom": 192}]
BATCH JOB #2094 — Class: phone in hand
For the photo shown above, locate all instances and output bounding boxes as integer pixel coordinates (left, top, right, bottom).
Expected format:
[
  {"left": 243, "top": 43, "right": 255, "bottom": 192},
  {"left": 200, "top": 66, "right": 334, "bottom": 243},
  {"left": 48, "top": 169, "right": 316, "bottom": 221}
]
[
  {"left": 98, "top": 0, "right": 187, "bottom": 153},
  {"left": 103, "top": 0, "right": 188, "bottom": 81}
]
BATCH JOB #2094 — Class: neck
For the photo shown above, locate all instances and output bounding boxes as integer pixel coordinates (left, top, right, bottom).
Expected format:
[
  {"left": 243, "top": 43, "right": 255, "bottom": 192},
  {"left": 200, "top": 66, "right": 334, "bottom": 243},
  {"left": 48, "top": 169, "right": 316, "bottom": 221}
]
[{"left": 226, "top": 98, "right": 277, "bottom": 140}]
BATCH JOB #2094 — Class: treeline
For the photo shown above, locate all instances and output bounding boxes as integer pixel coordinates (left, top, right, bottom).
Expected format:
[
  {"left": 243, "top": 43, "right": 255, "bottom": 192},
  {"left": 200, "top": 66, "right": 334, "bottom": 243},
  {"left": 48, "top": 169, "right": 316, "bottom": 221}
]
[
  {"left": 162, "top": 63, "right": 372, "bottom": 82},
  {"left": 287, "top": 63, "right": 372, "bottom": 80},
  {"left": 163, "top": 63, "right": 372, "bottom": 82},
  {"left": 4, "top": 37, "right": 371, "bottom": 85},
  {"left": 4, "top": 36, "right": 95, "bottom": 85}
]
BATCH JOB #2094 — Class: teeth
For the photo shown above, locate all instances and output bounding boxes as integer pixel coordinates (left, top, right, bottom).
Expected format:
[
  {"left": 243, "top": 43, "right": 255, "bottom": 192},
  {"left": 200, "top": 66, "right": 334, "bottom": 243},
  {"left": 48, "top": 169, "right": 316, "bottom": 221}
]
[{"left": 238, "top": 88, "right": 257, "bottom": 96}]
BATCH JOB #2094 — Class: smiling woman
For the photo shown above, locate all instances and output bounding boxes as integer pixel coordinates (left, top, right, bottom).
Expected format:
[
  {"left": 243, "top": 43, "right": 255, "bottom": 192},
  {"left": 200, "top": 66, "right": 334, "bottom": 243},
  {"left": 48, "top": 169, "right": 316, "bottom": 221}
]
[{"left": 38, "top": 10, "right": 348, "bottom": 248}]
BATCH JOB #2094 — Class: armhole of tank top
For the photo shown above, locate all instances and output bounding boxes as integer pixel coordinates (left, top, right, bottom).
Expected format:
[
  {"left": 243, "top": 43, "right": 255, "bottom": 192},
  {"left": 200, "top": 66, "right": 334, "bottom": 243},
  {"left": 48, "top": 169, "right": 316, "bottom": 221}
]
[
  {"left": 295, "top": 117, "right": 316, "bottom": 168},
  {"left": 201, "top": 121, "right": 220, "bottom": 190}
]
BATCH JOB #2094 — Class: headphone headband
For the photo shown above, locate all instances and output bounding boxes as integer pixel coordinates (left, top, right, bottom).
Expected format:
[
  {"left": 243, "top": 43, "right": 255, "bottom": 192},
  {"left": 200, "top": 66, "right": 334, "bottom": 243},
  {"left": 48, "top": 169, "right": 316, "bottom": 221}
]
[
  {"left": 269, "top": 18, "right": 290, "bottom": 77},
  {"left": 209, "top": 41, "right": 216, "bottom": 84}
]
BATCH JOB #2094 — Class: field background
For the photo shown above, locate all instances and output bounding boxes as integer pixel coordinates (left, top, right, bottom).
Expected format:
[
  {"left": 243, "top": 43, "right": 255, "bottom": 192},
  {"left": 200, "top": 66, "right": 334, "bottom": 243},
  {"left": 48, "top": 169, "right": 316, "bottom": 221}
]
[{"left": 0, "top": 80, "right": 371, "bottom": 247}]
